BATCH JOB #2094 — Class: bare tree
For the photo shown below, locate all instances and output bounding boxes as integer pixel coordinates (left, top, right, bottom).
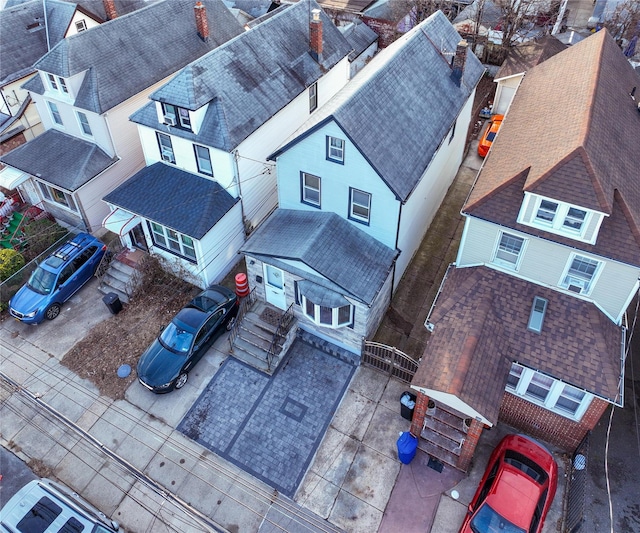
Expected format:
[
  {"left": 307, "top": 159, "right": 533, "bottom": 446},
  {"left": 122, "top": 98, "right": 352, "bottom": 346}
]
[{"left": 601, "top": 0, "right": 640, "bottom": 42}]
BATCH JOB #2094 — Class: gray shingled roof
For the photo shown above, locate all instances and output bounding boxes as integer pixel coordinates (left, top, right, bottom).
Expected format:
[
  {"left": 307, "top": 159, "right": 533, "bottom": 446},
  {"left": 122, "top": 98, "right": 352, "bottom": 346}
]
[
  {"left": 0, "top": 129, "right": 117, "bottom": 190},
  {"left": 24, "top": 0, "right": 244, "bottom": 114},
  {"left": 0, "top": 0, "right": 75, "bottom": 85},
  {"left": 241, "top": 209, "right": 398, "bottom": 305},
  {"left": 103, "top": 162, "right": 238, "bottom": 239},
  {"left": 134, "top": 0, "right": 353, "bottom": 151},
  {"left": 341, "top": 19, "right": 378, "bottom": 60},
  {"left": 271, "top": 11, "right": 485, "bottom": 202}
]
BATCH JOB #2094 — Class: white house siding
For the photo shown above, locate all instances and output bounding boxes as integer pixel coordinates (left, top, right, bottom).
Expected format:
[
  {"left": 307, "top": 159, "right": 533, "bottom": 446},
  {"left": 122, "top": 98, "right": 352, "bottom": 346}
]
[
  {"left": 238, "top": 57, "right": 351, "bottom": 232},
  {"left": 276, "top": 122, "right": 401, "bottom": 249},
  {"left": 137, "top": 125, "right": 238, "bottom": 195},
  {"left": 144, "top": 202, "right": 244, "bottom": 289},
  {"left": 494, "top": 75, "right": 521, "bottom": 115},
  {"left": 350, "top": 42, "right": 378, "bottom": 79},
  {"left": 67, "top": 11, "right": 101, "bottom": 36},
  {"left": 245, "top": 255, "right": 374, "bottom": 355},
  {"left": 395, "top": 95, "right": 474, "bottom": 288},
  {"left": 457, "top": 217, "right": 639, "bottom": 323}
]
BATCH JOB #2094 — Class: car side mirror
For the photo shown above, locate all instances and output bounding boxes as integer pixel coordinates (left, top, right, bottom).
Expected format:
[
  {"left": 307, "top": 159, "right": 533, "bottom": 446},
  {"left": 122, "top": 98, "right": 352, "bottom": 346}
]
[{"left": 468, "top": 503, "right": 474, "bottom": 514}]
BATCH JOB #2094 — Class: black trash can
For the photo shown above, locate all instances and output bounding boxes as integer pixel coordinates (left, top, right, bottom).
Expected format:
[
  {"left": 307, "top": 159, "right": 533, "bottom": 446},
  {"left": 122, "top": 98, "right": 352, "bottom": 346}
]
[
  {"left": 400, "top": 391, "right": 416, "bottom": 421},
  {"left": 103, "top": 292, "right": 123, "bottom": 315}
]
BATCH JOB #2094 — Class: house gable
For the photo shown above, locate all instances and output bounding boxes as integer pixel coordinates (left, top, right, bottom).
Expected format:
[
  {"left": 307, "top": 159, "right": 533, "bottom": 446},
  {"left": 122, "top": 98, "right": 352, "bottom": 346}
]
[
  {"left": 465, "top": 29, "right": 640, "bottom": 255},
  {"left": 270, "top": 10, "right": 485, "bottom": 203},
  {"left": 140, "top": 0, "right": 352, "bottom": 151},
  {"left": 23, "top": 0, "right": 244, "bottom": 114}
]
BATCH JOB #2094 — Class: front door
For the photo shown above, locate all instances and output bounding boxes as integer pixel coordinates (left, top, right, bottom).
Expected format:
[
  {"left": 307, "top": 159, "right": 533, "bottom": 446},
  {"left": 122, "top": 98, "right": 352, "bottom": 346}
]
[
  {"left": 129, "top": 224, "right": 148, "bottom": 251},
  {"left": 264, "top": 264, "right": 286, "bottom": 310}
]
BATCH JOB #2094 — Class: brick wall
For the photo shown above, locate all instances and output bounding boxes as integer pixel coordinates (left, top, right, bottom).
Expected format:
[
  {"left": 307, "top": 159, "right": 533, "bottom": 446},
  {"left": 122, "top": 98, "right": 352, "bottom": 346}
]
[{"left": 499, "top": 392, "right": 609, "bottom": 451}]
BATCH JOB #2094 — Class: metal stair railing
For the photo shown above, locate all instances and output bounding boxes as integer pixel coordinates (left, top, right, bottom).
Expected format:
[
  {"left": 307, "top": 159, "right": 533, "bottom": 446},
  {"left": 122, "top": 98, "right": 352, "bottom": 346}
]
[
  {"left": 94, "top": 239, "right": 124, "bottom": 282},
  {"left": 266, "top": 303, "right": 295, "bottom": 371},
  {"left": 228, "top": 287, "right": 256, "bottom": 352}
]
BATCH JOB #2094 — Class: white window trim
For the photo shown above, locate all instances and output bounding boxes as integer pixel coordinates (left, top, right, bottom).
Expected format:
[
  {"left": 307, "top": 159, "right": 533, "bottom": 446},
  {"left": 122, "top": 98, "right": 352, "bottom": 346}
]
[
  {"left": 492, "top": 231, "right": 526, "bottom": 270},
  {"left": 309, "top": 83, "right": 318, "bottom": 113},
  {"left": 149, "top": 222, "right": 197, "bottom": 262},
  {"left": 46, "top": 73, "right": 69, "bottom": 95},
  {"left": 521, "top": 194, "right": 595, "bottom": 241},
  {"left": 506, "top": 363, "right": 592, "bottom": 421},
  {"left": 194, "top": 144, "right": 213, "bottom": 176},
  {"left": 299, "top": 293, "right": 353, "bottom": 329},
  {"left": 75, "top": 19, "right": 87, "bottom": 32},
  {"left": 327, "top": 136, "right": 345, "bottom": 163},
  {"left": 38, "top": 182, "right": 78, "bottom": 213},
  {"left": 558, "top": 253, "right": 603, "bottom": 296},
  {"left": 301, "top": 172, "right": 321, "bottom": 207},
  {"left": 349, "top": 188, "right": 371, "bottom": 224},
  {"left": 76, "top": 111, "right": 92, "bottom": 137},
  {"left": 47, "top": 101, "right": 63, "bottom": 126}
]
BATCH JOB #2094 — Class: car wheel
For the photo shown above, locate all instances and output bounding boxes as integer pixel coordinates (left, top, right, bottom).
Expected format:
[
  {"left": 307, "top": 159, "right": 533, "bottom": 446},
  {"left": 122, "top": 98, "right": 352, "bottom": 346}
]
[
  {"left": 45, "top": 303, "right": 61, "bottom": 320},
  {"left": 175, "top": 373, "right": 188, "bottom": 389},
  {"left": 226, "top": 316, "right": 236, "bottom": 331}
]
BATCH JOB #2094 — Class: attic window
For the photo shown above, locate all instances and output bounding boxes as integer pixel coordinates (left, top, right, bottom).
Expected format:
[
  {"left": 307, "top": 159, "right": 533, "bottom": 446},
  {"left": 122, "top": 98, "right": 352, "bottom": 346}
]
[
  {"left": 75, "top": 20, "right": 87, "bottom": 32},
  {"left": 527, "top": 296, "right": 547, "bottom": 333}
]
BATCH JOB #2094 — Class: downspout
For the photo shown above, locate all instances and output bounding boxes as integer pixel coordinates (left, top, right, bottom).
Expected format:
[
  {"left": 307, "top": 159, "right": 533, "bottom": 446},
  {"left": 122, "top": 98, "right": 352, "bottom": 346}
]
[
  {"left": 391, "top": 201, "right": 403, "bottom": 289},
  {"left": 43, "top": 0, "right": 51, "bottom": 51}
]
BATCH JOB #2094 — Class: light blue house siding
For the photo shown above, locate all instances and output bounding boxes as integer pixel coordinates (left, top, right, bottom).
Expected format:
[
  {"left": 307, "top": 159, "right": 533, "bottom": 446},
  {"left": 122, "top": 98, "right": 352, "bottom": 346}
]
[{"left": 277, "top": 120, "right": 400, "bottom": 250}]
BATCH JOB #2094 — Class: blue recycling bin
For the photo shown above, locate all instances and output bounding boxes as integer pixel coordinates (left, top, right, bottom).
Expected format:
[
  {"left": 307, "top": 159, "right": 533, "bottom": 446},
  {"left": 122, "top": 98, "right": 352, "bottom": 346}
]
[{"left": 397, "top": 431, "right": 418, "bottom": 464}]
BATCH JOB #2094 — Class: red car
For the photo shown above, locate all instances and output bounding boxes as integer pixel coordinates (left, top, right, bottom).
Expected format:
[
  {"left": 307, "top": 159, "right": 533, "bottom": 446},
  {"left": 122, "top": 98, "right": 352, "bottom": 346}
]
[
  {"left": 477, "top": 114, "right": 504, "bottom": 158},
  {"left": 459, "top": 434, "right": 558, "bottom": 533}
]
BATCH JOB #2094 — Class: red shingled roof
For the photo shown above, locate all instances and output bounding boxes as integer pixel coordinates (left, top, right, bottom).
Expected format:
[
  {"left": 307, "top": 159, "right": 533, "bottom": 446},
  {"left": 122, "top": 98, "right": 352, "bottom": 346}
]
[
  {"left": 412, "top": 266, "right": 622, "bottom": 425},
  {"left": 465, "top": 29, "right": 640, "bottom": 252}
]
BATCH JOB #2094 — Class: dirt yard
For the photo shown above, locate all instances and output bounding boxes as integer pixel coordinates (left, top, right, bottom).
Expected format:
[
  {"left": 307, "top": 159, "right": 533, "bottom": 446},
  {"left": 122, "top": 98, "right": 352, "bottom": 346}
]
[{"left": 62, "top": 257, "right": 244, "bottom": 400}]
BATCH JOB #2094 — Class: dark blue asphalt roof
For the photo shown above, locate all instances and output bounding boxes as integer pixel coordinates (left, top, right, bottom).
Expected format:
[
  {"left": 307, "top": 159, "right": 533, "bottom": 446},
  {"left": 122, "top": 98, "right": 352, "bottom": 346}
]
[{"left": 103, "top": 162, "right": 239, "bottom": 239}]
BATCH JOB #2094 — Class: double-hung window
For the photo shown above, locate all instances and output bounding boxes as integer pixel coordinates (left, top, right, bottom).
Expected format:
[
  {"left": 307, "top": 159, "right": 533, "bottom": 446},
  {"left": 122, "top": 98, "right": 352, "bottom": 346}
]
[
  {"left": 493, "top": 232, "right": 525, "bottom": 269},
  {"left": 149, "top": 222, "right": 196, "bottom": 261},
  {"left": 47, "top": 73, "right": 68, "bottom": 94},
  {"left": 157, "top": 133, "right": 175, "bottom": 164},
  {"left": 38, "top": 182, "right": 77, "bottom": 212},
  {"left": 301, "top": 172, "right": 321, "bottom": 207},
  {"left": 163, "top": 103, "right": 191, "bottom": 130},
  {"left": 326, "top": 136, "right": 345, "bottom": 163},
  {"left": 48, "top": 101, "right": 63, "bottom": 126},
  {"left": 528, "top": 196, "right": 591, "bottom": 239},
  {"left": 309, "top": 83, "right": 317, "bottom": 112},
  {"left": 560, "top": 254, "right": 601, "bottom": 295},
  {"left": 194, "top": 145, "right": 213, "bottom": 176},
  {"left": 506, "top": 363, "right": 591, "bottom": 420},
  {"left": 76, "top": 111, "right": 92, "bottom": 136},
  {"left": 349, "top": 188, "right": 371, "bottom": 224}
]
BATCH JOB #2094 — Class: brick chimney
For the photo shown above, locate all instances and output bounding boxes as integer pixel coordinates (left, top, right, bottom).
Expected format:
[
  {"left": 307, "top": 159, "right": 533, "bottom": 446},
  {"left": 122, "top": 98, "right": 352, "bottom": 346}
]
[
  {"left": 103, "top": 0, "right": 117, "bottom": 20},
  {"left": 309, "top": 8, "right": 323, "bottom": 63},
  {"left": 194, "top": 1, "right": 209, "bottom": 42},
  {"left": 452, "top": 39, "right": 468, "bottom": 85}
]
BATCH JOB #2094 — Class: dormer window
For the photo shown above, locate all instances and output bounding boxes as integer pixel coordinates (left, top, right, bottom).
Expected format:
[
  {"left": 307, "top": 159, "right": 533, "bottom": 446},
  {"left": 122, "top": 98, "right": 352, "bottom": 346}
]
[
  {"left": 162, "top": 103, "right": 191, "bottom": 130},
  {"left": 520, "top": 194, "right": 598, "bottom": 243},
  {"left": 75, "top": 20, "right": 87, "bottom": 32},
  {"left": 47, "top": 73, "right": 68, "bottom": 94}
]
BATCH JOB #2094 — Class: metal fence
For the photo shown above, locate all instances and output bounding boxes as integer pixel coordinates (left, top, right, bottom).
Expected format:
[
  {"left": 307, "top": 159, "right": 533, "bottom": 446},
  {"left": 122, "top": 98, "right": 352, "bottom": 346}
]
[
  {"left": 564, "top": 432, "right": 590, "bottom": 533},
  {"left": 0, "top": 230, "right": 74, "bottom": 307},
  {"left": 361, "top": 341, "right": 419, "bottom": 383}
]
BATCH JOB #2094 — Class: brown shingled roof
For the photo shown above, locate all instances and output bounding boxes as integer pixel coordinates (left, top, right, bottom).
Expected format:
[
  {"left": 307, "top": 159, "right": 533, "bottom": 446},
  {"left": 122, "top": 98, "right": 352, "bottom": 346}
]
[
  {"left": 465, "top": 29, "right": 640, "bottom": 247},
  {"left": 412, "top": 266, "right": 622, "bottom": 425},
  {"left": 495, "top": 35, "right": 567, "bottom": 80}
]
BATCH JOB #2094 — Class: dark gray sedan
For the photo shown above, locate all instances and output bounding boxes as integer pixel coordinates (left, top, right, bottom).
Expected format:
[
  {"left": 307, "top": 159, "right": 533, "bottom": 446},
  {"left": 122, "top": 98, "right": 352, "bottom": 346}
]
[{"left": 137, "top": 285, "right": 238, "bottom": 393}]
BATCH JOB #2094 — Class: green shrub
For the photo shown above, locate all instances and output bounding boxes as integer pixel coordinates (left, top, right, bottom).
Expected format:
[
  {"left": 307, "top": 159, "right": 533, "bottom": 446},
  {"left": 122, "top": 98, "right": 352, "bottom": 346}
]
[{"left": 0, "top": 248, "right": 25, "bottom": 281}]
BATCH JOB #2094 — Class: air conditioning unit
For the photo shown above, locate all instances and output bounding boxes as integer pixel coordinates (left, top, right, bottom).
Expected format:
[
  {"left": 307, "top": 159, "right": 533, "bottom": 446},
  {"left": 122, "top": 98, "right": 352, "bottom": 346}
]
[
  {"left": 163, "top": 114, "right": 176, "bottom": 126},
  {"left": 160, "top": 149, "right": 173, "bottom": 162}
]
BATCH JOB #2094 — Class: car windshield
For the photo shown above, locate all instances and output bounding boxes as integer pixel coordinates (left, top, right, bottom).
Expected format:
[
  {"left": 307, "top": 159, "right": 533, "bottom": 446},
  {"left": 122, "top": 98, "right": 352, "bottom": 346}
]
[
  {"left": 26, "top": 266, "right": 57, "bottom": 295},
  {"left": 159, "top": 322, "right": 194, "bottom": 353},
  {"left": 470, "top": 503, "right": 526, "bottom": 533}
]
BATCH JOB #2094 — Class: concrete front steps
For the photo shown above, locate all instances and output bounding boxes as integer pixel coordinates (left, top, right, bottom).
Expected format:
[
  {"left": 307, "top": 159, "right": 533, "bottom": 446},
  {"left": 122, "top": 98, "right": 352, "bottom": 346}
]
[
  {"left": 229, "top": 302, "right": 297, "bottom": 375},
  {"left": 419, "top": 401, "right": 470, "bottom": 470},
  {"left": 97, "top": 257, "right": 137, "bottom": 304}
]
